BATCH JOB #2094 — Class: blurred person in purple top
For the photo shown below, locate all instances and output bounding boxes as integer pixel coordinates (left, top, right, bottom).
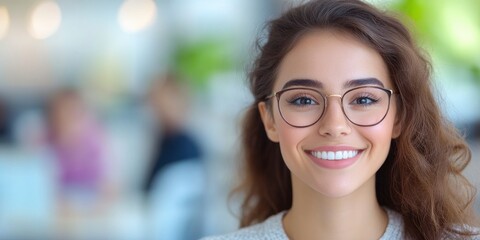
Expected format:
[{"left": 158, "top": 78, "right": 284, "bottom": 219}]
[{"left": 45, "top": 88, "right": 109, "bottom": 216}]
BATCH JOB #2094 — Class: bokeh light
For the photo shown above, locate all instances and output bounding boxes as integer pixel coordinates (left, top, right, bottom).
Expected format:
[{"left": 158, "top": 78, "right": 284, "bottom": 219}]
[
  {"left": 0, "top": 6, "right": 10, "bottom": 40},
  {"left": 118, "top": 0, "right": 157, "bottom": 33},
  {"left": 29, "top": 1, "right": 62, "bottom": 39}
]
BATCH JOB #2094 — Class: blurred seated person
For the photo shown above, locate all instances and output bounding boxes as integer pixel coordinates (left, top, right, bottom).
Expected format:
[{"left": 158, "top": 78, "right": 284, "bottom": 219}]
[
  {"left": 45, "top": 88, "right": 111, "bottom": 220},
  {"left": 142, "top": 74, "right": 205, "bottom": 240}
]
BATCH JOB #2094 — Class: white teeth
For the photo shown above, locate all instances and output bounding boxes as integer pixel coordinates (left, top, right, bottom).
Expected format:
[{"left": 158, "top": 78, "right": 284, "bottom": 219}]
[{"left": 311, "top": 150, "right": 359, "bottom": 161}]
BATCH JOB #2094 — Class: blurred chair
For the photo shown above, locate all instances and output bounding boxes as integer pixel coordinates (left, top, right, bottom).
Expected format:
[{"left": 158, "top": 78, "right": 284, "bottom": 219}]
[{"left": 0, "top": 148, "right": 56, "bottom": 239}]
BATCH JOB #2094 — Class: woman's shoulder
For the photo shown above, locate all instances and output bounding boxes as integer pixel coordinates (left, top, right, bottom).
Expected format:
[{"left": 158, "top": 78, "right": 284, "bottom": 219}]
[
  {"left": 443, "top": 225, "right": 480, "bottom": 240},
  {"left": 383, "top": 208, "right": 480, "bottom": 240},
  {"left": 200, "top": 211, "right": 288, "bottom": 240}
]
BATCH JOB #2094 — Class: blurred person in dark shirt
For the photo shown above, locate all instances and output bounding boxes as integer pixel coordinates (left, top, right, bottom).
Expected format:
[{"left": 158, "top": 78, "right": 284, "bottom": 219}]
[
  {"left": 143, "top": 73, "right": 203, "bottom": 194},
  {"left": 142, "top": 73, "right": 205, "bottom": 240}
]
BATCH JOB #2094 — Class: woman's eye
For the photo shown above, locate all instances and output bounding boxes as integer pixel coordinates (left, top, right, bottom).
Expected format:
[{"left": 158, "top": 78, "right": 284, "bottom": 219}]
[
  {"left": 290, "top": 97, "right": 317, "bottom": 105},
  {"left": 353, "top": 97, "right": 377, "bottom": 105}
]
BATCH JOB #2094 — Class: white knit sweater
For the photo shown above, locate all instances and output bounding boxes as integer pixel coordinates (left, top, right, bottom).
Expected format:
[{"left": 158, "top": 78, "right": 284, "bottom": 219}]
[
  {"left": 202, "top": 208, "right": 480, "bottom": 240},
  {"left": 202, "top": 208, "right": 404, "bottom": 240}
]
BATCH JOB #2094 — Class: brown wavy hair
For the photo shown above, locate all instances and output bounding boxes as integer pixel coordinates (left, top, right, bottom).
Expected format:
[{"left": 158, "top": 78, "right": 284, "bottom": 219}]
[{"left": 235, "top": 0, "right": 478, "bottom": 239}]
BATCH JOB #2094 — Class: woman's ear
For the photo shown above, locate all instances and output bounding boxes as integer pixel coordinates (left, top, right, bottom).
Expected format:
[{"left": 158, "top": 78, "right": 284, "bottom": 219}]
[
  {"left": 392, "top": 116, "right": 402, "bottom": 139},
  {"left": 392, "top": 122, "right": 401, "bottom": 139},
  {"left": 258, "top": 102, "right": 279, "bottom": 142},
  {"left": 391, "top": 98, "right": 402, "bottom": 139}
]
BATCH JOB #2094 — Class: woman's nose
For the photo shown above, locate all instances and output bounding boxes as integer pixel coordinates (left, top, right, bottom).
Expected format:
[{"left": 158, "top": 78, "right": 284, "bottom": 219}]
[{"left": 317, "top": 96, "right": 351, "bottom": 137}]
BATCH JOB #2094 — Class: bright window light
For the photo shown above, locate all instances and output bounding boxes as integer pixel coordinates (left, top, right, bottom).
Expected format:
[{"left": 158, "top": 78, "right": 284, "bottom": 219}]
[
  {"left": 29, "top": 1, "right": 62, "bottom": 39},
  {"left": 118, "top": 0, "right": 157, "bottom": 33},
  {"left": 0, "top": 6, "right": 10, "bottom": 40}
]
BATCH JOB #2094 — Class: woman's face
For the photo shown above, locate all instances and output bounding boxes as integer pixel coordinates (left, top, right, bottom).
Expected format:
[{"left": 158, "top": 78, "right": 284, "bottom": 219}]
[{"left": 259, "top": 30, "right": 401, "bottom": 199}]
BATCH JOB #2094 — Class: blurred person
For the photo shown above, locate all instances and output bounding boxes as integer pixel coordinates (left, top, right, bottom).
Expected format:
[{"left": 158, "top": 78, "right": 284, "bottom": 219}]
[
  {"left": 0, "top": 96, "right": 12, "bottom": 144},
  {"left": 143, "top": 74, "right": 203, "bottom": 193},
  {"left": 142, "top": 73, "right": 205, "bottom": 240},
  {"left": 44, "top": 88, "right": 113, "bottom": 236},
  {"left": 202, "top": 0, "right": 479, "bottom": 239}
]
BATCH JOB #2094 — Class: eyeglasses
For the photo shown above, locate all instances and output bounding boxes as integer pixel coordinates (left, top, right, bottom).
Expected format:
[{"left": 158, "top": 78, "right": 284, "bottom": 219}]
[{"left": 265, "top": 86, "right": 395, "bottom": 128}]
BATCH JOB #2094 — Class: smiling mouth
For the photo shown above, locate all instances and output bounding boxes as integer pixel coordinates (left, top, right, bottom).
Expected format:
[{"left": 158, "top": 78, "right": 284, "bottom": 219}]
[{"left": 310, "top": 150, "right": 360, "bottom": 161}]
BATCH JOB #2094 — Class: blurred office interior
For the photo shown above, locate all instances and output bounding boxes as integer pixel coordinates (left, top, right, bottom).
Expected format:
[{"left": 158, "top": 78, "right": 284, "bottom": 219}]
[{"left": 0, "top": 0, "right": 479, "bottom": 239}]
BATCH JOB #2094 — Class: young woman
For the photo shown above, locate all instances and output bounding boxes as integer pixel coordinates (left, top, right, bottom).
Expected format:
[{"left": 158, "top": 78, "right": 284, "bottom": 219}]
[{"left": 203, "top": 0, "right": 479, "bottom": 239}]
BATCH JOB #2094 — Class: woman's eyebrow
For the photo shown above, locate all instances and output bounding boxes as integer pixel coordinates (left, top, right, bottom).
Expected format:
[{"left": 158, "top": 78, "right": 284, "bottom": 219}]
[
  {"left": 281, "top": 77, "right": 384, "bottom": 90},
  {"left": 282, "top": 79, "right": 323, "bottom": 89},
  {"left": 344, "top": 78, "right": 384, "bottom": 88}
]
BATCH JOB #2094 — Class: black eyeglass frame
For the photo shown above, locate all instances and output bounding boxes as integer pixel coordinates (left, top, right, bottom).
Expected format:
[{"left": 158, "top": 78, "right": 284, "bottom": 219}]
[{"left": 265, "top": 86, "right": 396, "bottom": 128}]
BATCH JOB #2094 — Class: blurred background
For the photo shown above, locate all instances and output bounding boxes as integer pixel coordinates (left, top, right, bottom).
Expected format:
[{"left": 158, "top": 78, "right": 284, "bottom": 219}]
[{"left": 0, "top": 0, "right": 479, "bottom": 239}]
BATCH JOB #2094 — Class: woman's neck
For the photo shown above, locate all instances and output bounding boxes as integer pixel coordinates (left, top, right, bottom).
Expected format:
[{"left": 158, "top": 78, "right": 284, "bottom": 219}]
[{"left": 283, "top": 176, "right": 388, "bottom": 240}]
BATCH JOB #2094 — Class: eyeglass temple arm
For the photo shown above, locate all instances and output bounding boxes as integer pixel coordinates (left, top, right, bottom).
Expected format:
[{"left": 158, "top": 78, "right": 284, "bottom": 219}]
[{"left": 264, "top": 93, "right": 276, "bottom": 100}]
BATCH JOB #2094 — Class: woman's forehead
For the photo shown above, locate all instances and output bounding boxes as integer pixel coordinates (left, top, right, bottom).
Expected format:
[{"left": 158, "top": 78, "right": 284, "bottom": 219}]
[{"left": 274, "top": 29, "right": 392, "bottom": 91}]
